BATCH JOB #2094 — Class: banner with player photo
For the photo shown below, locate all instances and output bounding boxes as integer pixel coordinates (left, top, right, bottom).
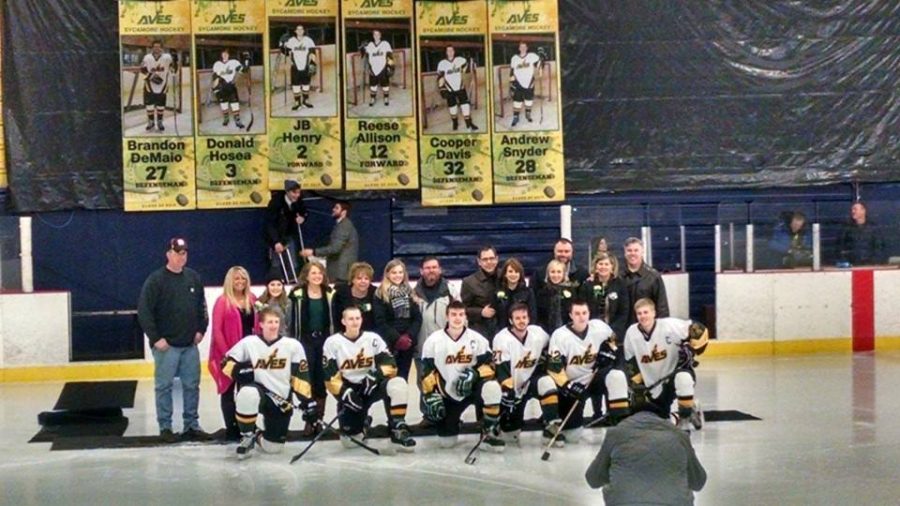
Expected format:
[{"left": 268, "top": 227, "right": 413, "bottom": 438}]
[
  {"left": 416, "top": 1, "right": 493, "bottom": 206},
  {"left": 267, "top": 0, "right": 342, "bottom": 191},
  {"left": 0, "top": 8, "right": 5, "bottom": 189},
  {"left": 119, "top": 0, "right": 196, "bottom": 211},
  {"left": 342, "top": 0, "right": 419, "bottom": 190},
  {"left": 193, "top": 0, "right": 268, "bottom": 209},
  {"left": 488, "top": 0, "right": 564, "bottom": 204}
]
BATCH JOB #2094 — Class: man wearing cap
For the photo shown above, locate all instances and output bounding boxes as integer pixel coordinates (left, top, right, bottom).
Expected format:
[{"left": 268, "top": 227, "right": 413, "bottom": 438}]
[
  {"left": 138, "top": 238, "right": 210, "bottom": 443},
  {"left": 301, "top": 200, "right": 358, "bottom": 284},
  {"left": 264, "top": 180, "right": 309, "bottom": 277}
]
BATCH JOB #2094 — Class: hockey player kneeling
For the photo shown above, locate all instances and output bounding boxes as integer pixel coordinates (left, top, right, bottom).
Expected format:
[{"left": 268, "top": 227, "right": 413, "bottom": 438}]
[
  {"left": 222, "top": 307, "right": 318, "bottom": 460},
  {"left": 419, "top": 301, "right": 505, "bottom": 452},
  {"left": 623, "top": 298, "right": 708, "bottom": 432},
  {"left": 323, "top": 306, "right": 416, "bottom": 451},
  {"left": 492, "top": 302, "right": 561, "bottom": 447},
  {"left": 548, "top": 300, "right": 629, "bottom": 444}
]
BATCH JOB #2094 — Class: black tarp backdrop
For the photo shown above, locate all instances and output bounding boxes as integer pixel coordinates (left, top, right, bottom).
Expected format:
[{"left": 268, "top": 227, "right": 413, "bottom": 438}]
[{"left": 2, "top": 1, "right": 900, "bottom": 212}]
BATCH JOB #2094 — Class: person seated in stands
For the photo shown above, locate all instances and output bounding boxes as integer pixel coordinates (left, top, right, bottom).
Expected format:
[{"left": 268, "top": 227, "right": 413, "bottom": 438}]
[{"left": 767, "top": 211, "right": 812, "bottom": 268}]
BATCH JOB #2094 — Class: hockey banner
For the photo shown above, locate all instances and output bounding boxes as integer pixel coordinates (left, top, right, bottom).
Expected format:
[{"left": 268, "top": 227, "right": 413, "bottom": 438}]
[
  {"left": 193, "top": 0, "right": 268, "bottom": 209},
  {"left": 0, "top": 9, "right": 5, "bottom": 189},
  {"left": 267, "top": 0, "right": 342, "bottom": 191},
  {"left": 342, "top": 0, "right": 419, "bottom": 190},
  {"left": 488, "top": 0, "right": 564, "bottom": 203},
  {"left": 119, "top": 0, "right": 196, "bottom": 211},
  {"left": 416, "top": 1, "right": 492, "bottom": 206}
]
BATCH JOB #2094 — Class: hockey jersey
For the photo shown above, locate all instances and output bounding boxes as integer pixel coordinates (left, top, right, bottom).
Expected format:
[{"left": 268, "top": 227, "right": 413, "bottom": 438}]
[
  {"left": 224, "top": 335, "right": 311, "bottom": 400},
  {"left": 548, "top": 319, "right": 615, "bottom": 387},
  {"left": 623, "top": 317, "right": 692, "bottom": 398},
  {"left": 492, "top": 324, "right": 549, "bottom": 397},
  {"left": 510, "top": 52, "right": 541, "bottom": 88},
  {"left": 421, "top": 326, "right": 493, "bottom": 401},
  {"left": 322, "top": 331, "right": 397, "bottom": 396},
  {"left": 284, "top": 35, "right": 316, "bottom": 71},
  {"left": 437, "top": 56, "right": 468, "bottom": 91}
]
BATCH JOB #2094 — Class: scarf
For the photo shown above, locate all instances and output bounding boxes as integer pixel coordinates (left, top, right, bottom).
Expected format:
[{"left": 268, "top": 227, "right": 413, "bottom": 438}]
[
  {"left": 414, "top": 276, "right": 450, "bottom": 304},
  {"left": 388, "top": 283, "right": 412, "bottom": 319}
]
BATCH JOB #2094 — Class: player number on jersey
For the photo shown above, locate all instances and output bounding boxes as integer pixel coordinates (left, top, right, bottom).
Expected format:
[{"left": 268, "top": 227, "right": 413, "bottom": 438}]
[
  {"left": 146, "top": 166, "right": 167, "bottom": 180},
  {"left": 443, "top": 161, "right": 464, "bottom": 176}
]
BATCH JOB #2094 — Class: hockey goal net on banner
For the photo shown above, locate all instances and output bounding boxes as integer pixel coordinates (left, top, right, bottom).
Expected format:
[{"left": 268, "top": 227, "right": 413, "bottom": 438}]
[
  {"left": 345, "top": 49, "right": 409, "bottom": 106},
  {"left": 493, "top": 61, "right": 554, "bottom": 118},
  {"left": 269, "top": 47, "right": 324, "bottom": 106},
  {"left": 420, "top": 64, "right": 481, "bottom": 129}
]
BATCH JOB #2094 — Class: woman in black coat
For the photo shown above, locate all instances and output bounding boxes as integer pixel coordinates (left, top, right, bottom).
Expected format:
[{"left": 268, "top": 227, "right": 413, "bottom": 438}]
[
  {"left": 579, "top": 252, "right": 630, "bottom": 342},
  {"left": 492, "top": 258, "right": 537, "bottom": 337}
]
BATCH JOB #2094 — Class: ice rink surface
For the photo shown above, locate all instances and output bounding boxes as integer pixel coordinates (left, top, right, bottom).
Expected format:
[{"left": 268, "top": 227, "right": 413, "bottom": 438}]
[{"left": 3, "top": 352, "right": 900, "bottom": 505}]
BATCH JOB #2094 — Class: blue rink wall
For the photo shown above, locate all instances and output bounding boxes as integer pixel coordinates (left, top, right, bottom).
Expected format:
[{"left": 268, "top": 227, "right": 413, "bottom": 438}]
[{"left": 1, "top": 182, "right": 899, "bottom": 360}]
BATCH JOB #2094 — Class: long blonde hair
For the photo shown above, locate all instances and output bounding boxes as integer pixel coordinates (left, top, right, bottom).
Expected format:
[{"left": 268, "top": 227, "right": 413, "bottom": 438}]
[
  {"left": 377, "top": 258, "right": 417, "bottom": 303},
  {"left": 222, "top": 266, "right": 252, "bottom": 311}
]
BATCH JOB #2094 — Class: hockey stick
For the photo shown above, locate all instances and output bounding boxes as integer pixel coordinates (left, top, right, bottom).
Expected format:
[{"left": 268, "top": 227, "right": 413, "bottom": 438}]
[
  {"left": 541, "top": 391, "right": 585, "bottom": 461},
  {"left": 245, "top": 67, "right": 255, "bottom": 132},
  {"left": 464, "top": 430, "right": 490, "bottom": 465},
  {"left": 324, "top": 423, "right": 396, "bottom": 456},
  {"left": 290, "top": 412, "right": 341, "bottom": 464},
  {"left": 171, "top": 64, "right": 180, "bottom": 137}
]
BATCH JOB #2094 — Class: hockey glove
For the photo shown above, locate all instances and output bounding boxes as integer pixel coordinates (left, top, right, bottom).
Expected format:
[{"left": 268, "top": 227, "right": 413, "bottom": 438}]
[
  {"left": 562, "top": 380, "right": 588, "bottom": 400},
  {"left": 232, "top": 361, "right": 255, "bottom": 387},
  {"left": 678, "top": 343, "right": 697, "bottom": 368},
  {"left": 307, "top": 61, "right": 318, "bottom": 76},
  {"left": 500, "top": 389, "right": 519, "bottom": 411},
  {"left": 240, "top": 51, "right": 252, "bottom": 71},
  {"left": 454, "top": 368, "right": 479, "bottom": 398},
  {"left": 302, "top": 398, "right": 318, "bottom": 424},
  {"left": 358, "top": 42, "right": 369, "bottom": 56},
  {"left": 594, "top": 339, "right": 618, "bottom": 371},
  {"left": 536, "top": 46, "right": 548, "bottom": 60},
  {"left": 385, "top": 63, "right": 395, "bottom": 78},
  {"left": 279, "top": 32, "right": 291, "bottom": 54},
  {"left": 422, "top": 392, "right": 446, "bottom": 421},
  {"left": 339, "top": 385, "right": 364, "bottom": 413}
]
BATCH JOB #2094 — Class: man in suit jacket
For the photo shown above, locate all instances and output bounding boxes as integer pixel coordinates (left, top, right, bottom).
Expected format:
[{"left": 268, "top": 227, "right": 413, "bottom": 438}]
[{"left": 301, "top": 200, "right": 358, "bottom": 283}]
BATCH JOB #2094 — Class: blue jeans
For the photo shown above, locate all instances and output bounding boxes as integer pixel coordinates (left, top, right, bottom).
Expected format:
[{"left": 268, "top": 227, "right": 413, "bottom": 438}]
[{"left": 152, "top": 344, "right": 201, "bottom": 432}]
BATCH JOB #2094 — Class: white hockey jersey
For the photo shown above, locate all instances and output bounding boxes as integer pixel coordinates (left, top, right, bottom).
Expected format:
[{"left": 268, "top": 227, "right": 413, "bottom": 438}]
[
  {"left": 141, "top": 52, "right": 173, "bottom": 94},
  {"left": 548, "top": 319, "right": 615, "bottom": 386},
  {"left": 323, "top": 331, "right": 393, "bottom": 391},
  {"left": 212, "top": 59, "right": 243, "bottom": 83},
  {"left": 364, "top": 40, "right": 393, "bottom": 76},
  {"left": 510, "top": 52, "right": 541, "bottom": 89},
  {"left": 436, "top": 56, "right": 468, "bottom": 91},
  {"left": 225, "top": 335, "right": 309, "bottom": 399},
  {"left": 623, "top": 317, "right": 692, "bottom": 398},
  {"left": 492, "top": 325, "right": 549, "bottom": 397},
  {"left": 284, "top": 35, "right": 316, "bottom": 71},
  {"left": 421, "top": 327, "right": 492, "bottom": 401}
]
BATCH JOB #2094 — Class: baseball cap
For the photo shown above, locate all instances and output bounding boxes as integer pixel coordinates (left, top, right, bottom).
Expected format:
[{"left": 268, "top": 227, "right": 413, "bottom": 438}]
[
  {"left": 284, "top": 180, "right": 301, "bottom": 192},
  {"left": 167, "top": 237, "right": 188, "bottom": 253}
]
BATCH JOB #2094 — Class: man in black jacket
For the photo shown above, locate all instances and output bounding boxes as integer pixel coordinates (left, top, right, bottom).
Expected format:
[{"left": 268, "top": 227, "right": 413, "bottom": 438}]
[
  {"left": 621, "top": 237, "right": 669, "bottom": 325},
  {"left": 264, "top": 180, "right": 309, "bottom": 278},
  {"left": 137, "top": 238, "right": 210, "bottom": 443},
  {"left": 531, "top": 238, "right": 590, "bottom": 293},
  {"left": 839, "top": 202, "right": 885, "bottom": 265}
]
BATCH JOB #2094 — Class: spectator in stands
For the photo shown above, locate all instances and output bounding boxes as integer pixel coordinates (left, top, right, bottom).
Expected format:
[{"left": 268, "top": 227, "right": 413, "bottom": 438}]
[
  {"left": 256, "top": 270, "right": 293, "bottom": 336},
  {"left": 288, "top": 260, "right": 333, "bottom": 435},
  {"left": 532, "top": 238, "right": 590, "bottom": 293},
  {"left": 209, "top": 266, "right": 257, "bottom": 442},
  {"left": 137, "top": 237, "right": 210, "bottom": 443},
  {"left": 536, "top": 259, "right": 576, "bottom": 333},
  {"left": 414, "top": 256, "right": 455, "bottom": 357},
  {"left": 301, "top": 199, "right": 359, "bottom": 283},
  {"left": 331, "top": 261, "right": 378, "bottom": 333},
  {"left": 461, "top": 245, "right": 501, "bottom": 337},
  {"left": 375, "top": 259, "right": 423, "bottom": 381},
  {"left": 839, "top": 202, "right": 885, "bottom": 265},
  {"left": 767, "top": 211, "right": 812, "bottom": 268},
  {"left": 264, "top": 180, "right": 308, "bottom": 277},
  {"left": 585, "top": 408, "right": 707, "bottom": 505},
  {"left": 621, "top": 237, "right": 669, "bottom": 325},
  {"left": 493, "top": 257, "right": 537, "bottom": 336}
]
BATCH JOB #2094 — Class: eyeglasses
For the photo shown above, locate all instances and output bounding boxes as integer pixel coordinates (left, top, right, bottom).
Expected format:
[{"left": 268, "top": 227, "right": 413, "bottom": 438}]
[{"left": 479, "top": 256, "right": 498, "bottom": 262}]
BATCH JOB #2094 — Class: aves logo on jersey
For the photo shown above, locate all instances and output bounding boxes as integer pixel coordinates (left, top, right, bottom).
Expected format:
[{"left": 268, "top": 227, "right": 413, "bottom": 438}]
[
  {"left": 340, "top": 349, "right": 374, "bottom": 371},
  {"left": 640, "top": 344, "right": 668, "bottom": 364},
  {"left": 445, "top": 347, "right": 473, "bottom": 365},
  {"left": 255, "top": 350, "right": 287, "bottom": 370},
  {"left": 568, "top": 345, "right": 597, "bottom": 366},
  {"left": 514, "top": 351, "right": 537, "bottom": 370}
]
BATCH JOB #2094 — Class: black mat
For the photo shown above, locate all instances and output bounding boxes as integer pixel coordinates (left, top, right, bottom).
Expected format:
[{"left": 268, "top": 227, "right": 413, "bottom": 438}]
[
  {"left": 704, "top": 410, "right": 761, "bottom": 422},
  {"left": 53, "top": 381, "right": 137, "bottom": 410}
]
